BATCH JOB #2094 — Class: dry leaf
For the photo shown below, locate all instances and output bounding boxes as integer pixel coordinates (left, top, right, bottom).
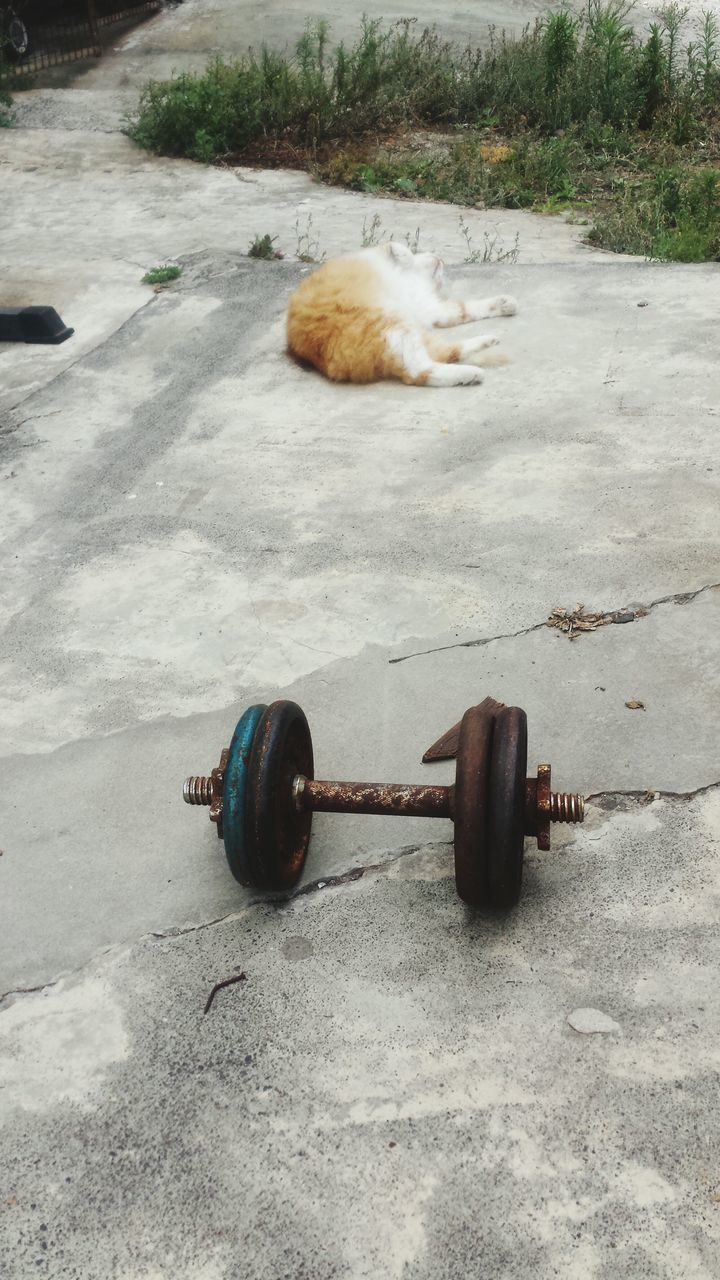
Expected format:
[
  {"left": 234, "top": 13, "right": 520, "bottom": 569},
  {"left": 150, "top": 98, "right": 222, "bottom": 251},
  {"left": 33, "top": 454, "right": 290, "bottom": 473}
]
[{"left": 625, "top": 699, "right": 646, "bottom": 710}]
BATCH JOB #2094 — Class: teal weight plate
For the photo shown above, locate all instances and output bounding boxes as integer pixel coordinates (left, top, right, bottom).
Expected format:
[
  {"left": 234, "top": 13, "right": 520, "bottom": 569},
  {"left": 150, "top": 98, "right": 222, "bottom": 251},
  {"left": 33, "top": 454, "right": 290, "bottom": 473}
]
[{"left": 222, "top": 704, "right": 267, "bottom": 884}]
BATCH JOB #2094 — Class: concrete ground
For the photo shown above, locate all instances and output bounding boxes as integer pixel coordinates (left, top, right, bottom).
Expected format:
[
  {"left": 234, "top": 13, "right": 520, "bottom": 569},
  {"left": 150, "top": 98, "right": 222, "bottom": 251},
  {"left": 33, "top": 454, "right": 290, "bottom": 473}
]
[{"left": 1, "top": 3, "right": 720, "bottom": 1278}]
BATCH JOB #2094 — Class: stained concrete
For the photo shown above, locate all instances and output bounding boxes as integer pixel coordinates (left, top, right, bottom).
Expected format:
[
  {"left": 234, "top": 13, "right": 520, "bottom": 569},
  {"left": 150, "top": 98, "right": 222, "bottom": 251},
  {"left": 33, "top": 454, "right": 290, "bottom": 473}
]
[
  {"left": 2, "top": 794, "right": 720, "bottom": 1278},
  {"left": 2, "top": 252, "right": 720, "bottom": 1003},
  {"left": 2, "top": 3, "right": 720, "bottom": 1277}
]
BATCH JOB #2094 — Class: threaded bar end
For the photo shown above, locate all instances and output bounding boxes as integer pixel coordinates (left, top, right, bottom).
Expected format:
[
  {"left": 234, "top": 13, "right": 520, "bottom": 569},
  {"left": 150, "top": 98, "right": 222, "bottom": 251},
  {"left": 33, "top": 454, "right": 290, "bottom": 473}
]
[
  {"left": 549, "top": 792, "right": 585, "bottom": 823},
  {"left": 183, "top": 776, "right": 214, "bottom": 805}
]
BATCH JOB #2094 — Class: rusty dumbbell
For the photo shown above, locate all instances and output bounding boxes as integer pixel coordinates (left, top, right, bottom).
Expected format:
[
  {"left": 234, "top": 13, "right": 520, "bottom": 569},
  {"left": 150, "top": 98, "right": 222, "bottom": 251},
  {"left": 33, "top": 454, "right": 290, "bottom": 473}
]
[{"left": 183, "top": 695, "right": 584, "bottom": 909}]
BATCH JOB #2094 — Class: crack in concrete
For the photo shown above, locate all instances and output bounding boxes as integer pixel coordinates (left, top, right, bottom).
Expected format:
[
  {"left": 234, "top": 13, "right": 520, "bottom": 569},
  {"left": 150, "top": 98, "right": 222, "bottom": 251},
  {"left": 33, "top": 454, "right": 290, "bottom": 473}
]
[
  {"left": 3, "top": 779, "right": 719, "bottom": 1007},
  {"left": 389, "top": 620, "right": 546, "bottom": 664},
  {"left": 0, "top": 843, "right": 436, "bottom": 1006},
  {"left": 388, "top": 580, "right": 720, "bottom": 665},
  {"left": 0, "top": 980, "right": 60, "bottom": 1005},
  {"left": 586, "top": 777, "right": 720, "bottom": 805},
  {"left": 2, "top": 408, "right": 63, "bottom": 435},
  {"left": 148, "top": 839, "right": 437, "bottom": 941}
]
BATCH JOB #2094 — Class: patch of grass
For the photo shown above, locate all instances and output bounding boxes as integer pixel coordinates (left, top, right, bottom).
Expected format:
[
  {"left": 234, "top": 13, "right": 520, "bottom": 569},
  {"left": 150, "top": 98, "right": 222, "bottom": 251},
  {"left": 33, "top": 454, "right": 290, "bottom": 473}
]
[
  {"left": 588, "top": 165, "right": 720, "bottom": 259},
  {"left": 318, "top": 127, "right": 720, "bottom": 258},
  {"left": 315, "top": 133, "right": 597, "bottom": 211},
  {"left": 141, "top": 264, "right": 182, "bottom": 285},
  {"left": 127, "top": 7, "right": 720, "bottom": 261},
  {"left": 248, "top": 233, "right": 283, "bottom": 258}
]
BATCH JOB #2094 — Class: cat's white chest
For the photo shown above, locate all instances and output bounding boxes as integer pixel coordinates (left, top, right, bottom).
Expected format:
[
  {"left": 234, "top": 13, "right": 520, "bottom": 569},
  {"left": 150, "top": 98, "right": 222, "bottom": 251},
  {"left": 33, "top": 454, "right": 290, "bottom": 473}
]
[{"left": 374, "top": 261, "right": 440, "bottom": 326}]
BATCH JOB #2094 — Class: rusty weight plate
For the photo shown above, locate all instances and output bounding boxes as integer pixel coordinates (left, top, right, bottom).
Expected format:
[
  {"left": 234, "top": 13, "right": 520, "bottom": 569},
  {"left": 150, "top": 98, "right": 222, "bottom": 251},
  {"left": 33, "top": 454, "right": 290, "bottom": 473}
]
[
  {"left": 244, "top": 700, "right": 314, "bottom": 892},
  {"left": 486, "top": 706, "right": 528, "bottom": 909},
  {"left": 453, "top": 703, "right": 496, "bottom": 906},
  {"left": 422, "top": 695, "right": 505, "bottom": 762}
]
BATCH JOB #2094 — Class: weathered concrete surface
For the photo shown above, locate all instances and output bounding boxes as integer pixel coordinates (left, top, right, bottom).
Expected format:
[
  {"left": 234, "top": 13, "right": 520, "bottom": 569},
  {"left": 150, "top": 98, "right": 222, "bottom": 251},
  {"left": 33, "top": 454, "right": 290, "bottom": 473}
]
[
  {"left": 3, "top": 257, "right": 718, "bottom": 753},
  {"left": 2, "top": 5, "right": 720, "bottom": 1277},
  {"left": 2, "top": 792, "right": 720, "bottom": 1278},
  {"left": 2, "top": 249, "right": 719, "bottom": 1049},
  {"left": 0, "top": 260, "right": 151, "bottom": 411}
]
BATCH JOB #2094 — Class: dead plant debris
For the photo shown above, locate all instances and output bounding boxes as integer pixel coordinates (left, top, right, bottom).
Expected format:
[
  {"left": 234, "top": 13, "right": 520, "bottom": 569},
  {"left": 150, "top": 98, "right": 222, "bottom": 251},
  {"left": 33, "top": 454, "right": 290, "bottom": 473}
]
[
  {"left": 625, "top": 699, "right": 646, "bottom": 710},
  {"left": 547, "top": 603, "right": 645, "bottom": 639},
  {"left": 547, "top": 604, "right": 614, "bottom": 639}
]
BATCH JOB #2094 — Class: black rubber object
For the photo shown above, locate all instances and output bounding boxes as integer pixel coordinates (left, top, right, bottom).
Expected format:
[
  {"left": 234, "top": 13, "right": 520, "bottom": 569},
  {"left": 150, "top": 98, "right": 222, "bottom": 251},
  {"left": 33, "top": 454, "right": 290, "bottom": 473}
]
[
  {"left": 244, "top": 700, "right": 314, "bottom": 891},
  {"left": 0, "top": 306, "right": 74, "bottom": 345},
  {"left": 453, "top": 704, "right": 495, "bottom": 906},
  {"left": 486, "top": 706, "right": 528, "bottom": 909}
]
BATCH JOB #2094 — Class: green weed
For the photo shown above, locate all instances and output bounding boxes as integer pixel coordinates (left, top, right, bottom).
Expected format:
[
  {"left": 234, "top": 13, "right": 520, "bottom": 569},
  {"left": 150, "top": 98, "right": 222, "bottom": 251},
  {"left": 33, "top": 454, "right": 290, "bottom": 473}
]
[
  {"left": 130, "top": 8, "right": 720, "bottom": 159},
  {"left": 459, "top": 214, "right": 520, "bottom": 262},
  {"left": 248, "top": 233, "right": 283, "bottom": 258},
  {"left": 141, "top": 264, "right": 183, "bottom": 285},
  {"left": 361, "top": 213, "right": 385, "bottom": 246},
  {"left": 128, "top": 7, "right": 720, "bottom": 262},
  {"left": 294, "top": 212, "right": 325, "bottom": 262}
]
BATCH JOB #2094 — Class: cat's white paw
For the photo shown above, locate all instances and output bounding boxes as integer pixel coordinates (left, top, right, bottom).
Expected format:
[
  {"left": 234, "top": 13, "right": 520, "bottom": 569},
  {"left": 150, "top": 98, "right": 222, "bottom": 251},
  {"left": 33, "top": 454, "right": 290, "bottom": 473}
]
[
  {"left": 489, "top": 295, "right": 518, "bottom": 316},
  {"left": 462, "top": 335, "right": 499, "bottom": 360},
  {"left": 457, "top": 368, "right": 484, "bottom": 385}
]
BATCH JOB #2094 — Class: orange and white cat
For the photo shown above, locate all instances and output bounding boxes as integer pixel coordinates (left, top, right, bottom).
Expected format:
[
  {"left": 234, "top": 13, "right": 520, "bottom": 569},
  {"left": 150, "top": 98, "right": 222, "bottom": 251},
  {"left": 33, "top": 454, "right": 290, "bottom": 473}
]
[{"left": 286, "top": 240, "right": 517, "bottom": 387}]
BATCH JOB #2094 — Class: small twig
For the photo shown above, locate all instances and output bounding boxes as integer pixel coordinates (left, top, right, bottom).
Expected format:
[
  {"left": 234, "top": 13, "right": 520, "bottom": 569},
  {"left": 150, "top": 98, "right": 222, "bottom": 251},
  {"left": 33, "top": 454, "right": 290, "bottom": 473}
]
[{"left": 203, "top": 971, "right": 247, "bottom": 1015}]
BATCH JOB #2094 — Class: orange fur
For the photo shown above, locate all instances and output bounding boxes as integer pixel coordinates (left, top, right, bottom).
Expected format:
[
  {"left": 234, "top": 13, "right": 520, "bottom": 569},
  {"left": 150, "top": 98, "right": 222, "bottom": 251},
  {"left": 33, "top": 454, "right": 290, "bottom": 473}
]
[
  {"left": 287, "top": 259, "right": 405, "bottom": 384},
  {"left": 425, "top": 335, "right": 463, "bottom": 363}
]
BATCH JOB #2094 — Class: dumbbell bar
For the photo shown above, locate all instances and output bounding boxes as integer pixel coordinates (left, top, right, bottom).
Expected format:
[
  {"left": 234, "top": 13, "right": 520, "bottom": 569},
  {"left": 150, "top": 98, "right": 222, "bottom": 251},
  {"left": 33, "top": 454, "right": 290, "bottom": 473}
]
[{"left": 183, "top": 696, "right": 584, "bottom": 909}]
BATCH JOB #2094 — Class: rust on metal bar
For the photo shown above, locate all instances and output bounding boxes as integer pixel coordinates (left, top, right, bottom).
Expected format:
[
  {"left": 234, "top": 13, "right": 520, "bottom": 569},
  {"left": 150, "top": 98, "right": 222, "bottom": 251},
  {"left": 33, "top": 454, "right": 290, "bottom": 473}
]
[
  {"left": 525, "top": 765, "right": 585, "bottom": 849},
  {"left": 526, "top": 763, "right": 552, "bottom": 849},
  {"left": 297, "top": 778, "right": 453, "bottom": 819},
  {"left": 421, "top": 695, "right": 506, "bottom": 763}
]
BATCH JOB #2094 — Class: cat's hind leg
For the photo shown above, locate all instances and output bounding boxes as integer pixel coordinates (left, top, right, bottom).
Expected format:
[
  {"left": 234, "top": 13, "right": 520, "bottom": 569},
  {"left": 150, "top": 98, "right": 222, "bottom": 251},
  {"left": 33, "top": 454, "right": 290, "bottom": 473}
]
[
  {"left": 428, "top": 333, "right": 502, "bottom": 359},
  {"left": 427, "top": 332, "right": 509, "bottom": 370},
  {"left": 386, "top": 326, "right": 485, "bottom": 386}
]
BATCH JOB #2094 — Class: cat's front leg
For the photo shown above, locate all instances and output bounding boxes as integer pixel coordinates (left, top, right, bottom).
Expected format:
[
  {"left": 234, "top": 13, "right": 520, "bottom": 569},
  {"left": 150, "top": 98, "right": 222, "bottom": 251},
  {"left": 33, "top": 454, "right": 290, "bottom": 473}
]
[{"left": 432, "top": 296, "right": 518, "bottom": 326}]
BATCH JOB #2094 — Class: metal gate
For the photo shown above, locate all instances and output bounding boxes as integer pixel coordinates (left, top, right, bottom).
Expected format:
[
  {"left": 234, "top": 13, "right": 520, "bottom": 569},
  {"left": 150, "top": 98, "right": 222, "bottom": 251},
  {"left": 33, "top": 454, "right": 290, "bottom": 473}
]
[{"left": 4, "top": 1, "right": 163, "bottom": 75}]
